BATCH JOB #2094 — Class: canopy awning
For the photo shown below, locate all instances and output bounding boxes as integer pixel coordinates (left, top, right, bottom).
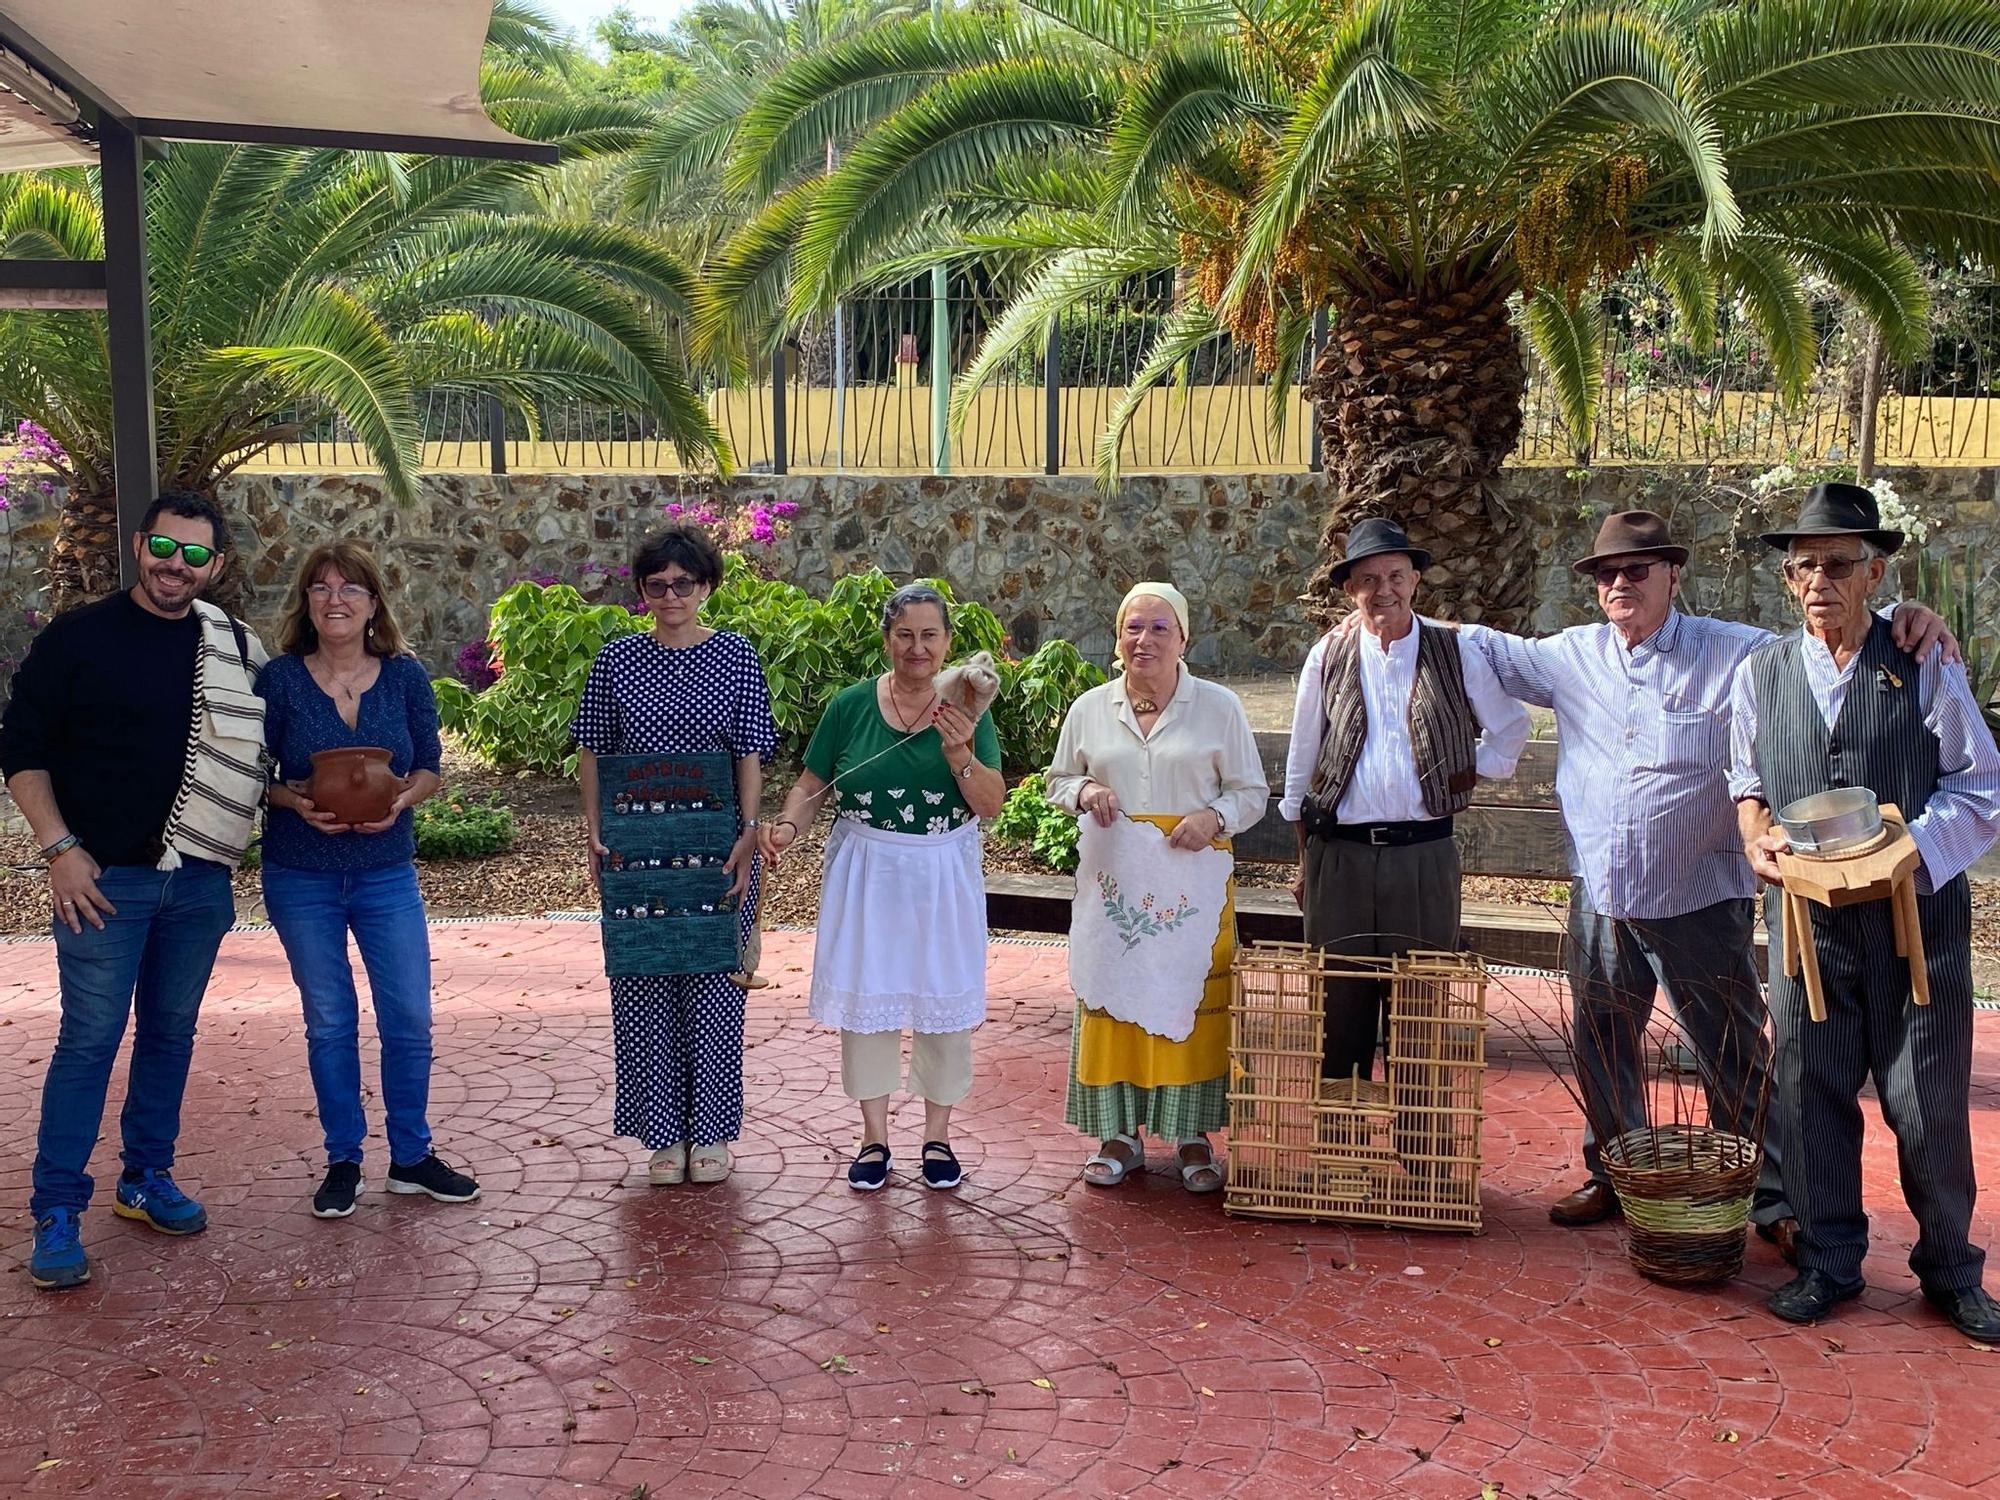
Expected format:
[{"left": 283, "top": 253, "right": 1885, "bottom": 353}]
[{"left": 0, "top": 0, "right": 555, "bottom": 161}]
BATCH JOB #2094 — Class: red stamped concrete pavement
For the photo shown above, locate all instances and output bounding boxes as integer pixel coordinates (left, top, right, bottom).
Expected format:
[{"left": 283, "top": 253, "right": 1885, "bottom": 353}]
[{"left": 0, "top": 920, "right": 1996, "bottom": 1500}]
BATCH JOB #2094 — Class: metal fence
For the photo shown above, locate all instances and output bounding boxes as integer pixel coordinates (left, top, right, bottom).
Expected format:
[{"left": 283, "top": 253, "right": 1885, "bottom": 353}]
[{"left": 244, "top": 278, "right": 2000, "bottom": 476}]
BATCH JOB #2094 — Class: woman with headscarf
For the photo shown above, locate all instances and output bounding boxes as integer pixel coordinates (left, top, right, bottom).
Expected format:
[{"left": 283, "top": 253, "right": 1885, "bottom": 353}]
[
  {"left": 1045, "top": 583, "right": 1268, "bottom": 1192},
  {"left": 762, "top": 583, "right": 1007, "bottom": 1191}
]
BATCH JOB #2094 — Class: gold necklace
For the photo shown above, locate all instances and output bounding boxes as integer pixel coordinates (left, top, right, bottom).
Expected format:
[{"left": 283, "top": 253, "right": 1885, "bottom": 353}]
[{"left": 886, "top": 677, "right": 936, "bottom": 732}]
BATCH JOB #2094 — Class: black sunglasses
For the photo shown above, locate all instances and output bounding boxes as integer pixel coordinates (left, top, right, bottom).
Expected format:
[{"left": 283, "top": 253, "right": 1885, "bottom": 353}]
[
  {"left": 145, "top": 533, "right": 218, "bottom": 568},
  {"left": 642, "top": 576, "right": 704, "bottom": 600},
  {"left": 1592, "top": 561, "right": 1661, "bottom": 587}
]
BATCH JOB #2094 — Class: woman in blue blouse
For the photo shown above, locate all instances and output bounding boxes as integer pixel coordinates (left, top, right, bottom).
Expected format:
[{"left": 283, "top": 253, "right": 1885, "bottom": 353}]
[{"left": 259, "top": 542, "right": 479, "bottom": 1219}]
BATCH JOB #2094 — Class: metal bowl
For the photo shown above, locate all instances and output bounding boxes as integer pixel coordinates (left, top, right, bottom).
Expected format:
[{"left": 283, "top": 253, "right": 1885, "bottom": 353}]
[{"left": 1776, "top": 787, "right": 1882, "bottom": 858}]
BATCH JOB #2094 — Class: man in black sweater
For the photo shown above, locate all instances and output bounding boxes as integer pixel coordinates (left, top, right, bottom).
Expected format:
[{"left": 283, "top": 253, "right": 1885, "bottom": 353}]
[{"left": 1, "top": 491, "right": 255, "bottom": 1289}]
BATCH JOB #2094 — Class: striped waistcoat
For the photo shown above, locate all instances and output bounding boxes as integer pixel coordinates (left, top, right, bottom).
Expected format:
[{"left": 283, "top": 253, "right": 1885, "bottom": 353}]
[
  {"left": 1307, "top": 621, "right": 1481, "bottom": 822},
  {"left": 1750, "top": 619, "right": 1971, "bottom": 987}
]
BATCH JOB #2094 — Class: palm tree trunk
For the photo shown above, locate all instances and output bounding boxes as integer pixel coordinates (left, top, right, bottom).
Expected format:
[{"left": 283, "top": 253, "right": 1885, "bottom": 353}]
[
  {"left": 44, "top": 490, "right": 125, "bottom": 616},
  {"left": 1303, "top": 272, "right": 1533, "bottom": 628}
]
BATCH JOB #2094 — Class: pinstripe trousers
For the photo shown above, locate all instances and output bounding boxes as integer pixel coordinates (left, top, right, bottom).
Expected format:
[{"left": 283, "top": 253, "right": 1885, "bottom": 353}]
[{"left": 1765, "top": 883, "right": 1982, "bottom": 1291}]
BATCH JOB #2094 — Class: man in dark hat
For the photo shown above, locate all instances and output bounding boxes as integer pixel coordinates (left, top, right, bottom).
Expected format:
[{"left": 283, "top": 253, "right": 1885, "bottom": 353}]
[
  {"left": 1281, "top": 517, "right": 1529, "bottom": 1082},
  {"left": 1730, "top": 482, "right": 2000, "bottom": 1338},
  {"left": 1457, "top": 508, "right": 1952, "bottom": 1255}
]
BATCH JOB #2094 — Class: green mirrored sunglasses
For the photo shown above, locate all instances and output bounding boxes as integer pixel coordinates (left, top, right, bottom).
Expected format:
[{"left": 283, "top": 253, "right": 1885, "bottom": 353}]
[{"left": 145, "top": 533, "right": 217, "bottom": 568}]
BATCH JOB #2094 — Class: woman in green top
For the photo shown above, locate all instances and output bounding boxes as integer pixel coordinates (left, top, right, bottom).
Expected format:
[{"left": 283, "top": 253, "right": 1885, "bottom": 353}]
[{"left": 763, "top": 584, "right": 1006, "bottom": 1191}]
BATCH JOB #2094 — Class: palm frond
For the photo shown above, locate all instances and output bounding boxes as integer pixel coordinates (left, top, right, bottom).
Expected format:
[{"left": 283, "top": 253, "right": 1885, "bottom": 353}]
[
  {"left": 1521, "top": 287, "right": 1604, "bottom": 464},
  {"left": 1093, "top": 299, "right": 1226, "bottom": 487}
]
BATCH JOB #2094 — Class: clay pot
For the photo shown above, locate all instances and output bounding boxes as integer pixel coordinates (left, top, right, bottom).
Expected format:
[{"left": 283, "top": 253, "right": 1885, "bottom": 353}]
[{"left": 307, "top": 747, "right": 402, "bottom": 825}]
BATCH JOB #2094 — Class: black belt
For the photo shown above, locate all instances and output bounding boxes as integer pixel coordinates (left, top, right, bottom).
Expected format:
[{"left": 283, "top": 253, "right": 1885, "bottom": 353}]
[{"left": 1320, "top": 817, "right": 1453, "bottom": 848}]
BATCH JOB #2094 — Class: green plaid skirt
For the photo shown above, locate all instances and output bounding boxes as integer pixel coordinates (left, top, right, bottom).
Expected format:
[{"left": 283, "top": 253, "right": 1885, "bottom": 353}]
[{"left": 1064, "top": 1003, "right": 1229, "bottom": 1140}]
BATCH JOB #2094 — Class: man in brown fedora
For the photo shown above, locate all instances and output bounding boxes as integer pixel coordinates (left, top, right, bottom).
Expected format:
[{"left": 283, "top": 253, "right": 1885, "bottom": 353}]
[
  {"left": 1730, "top": 481, "right": 1999, "bottom": 1337},
  {"left": 1457, "top": 508, "right": 1953, "bottom": 1259}
]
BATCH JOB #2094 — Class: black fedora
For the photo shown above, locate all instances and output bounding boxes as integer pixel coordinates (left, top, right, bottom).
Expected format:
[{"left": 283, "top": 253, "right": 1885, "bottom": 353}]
[
  {"left": 1329, "top": 516, "right": 1432, "bottom": 587},
  {"left": 1760, "top": 481, "right": 1903, "bottom": 555}
]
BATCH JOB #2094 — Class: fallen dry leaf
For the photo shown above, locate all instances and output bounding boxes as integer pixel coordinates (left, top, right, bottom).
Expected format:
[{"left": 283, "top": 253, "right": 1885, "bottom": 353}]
[
  {"left": 875, "top": 1323, "right": 891, "bottom": 1334},
  {"left": 33, "top": 1459, "right": 63, "bottom": 1471},
  {"left": 1715, "top": 1430, "right": 1740, "bottom": 1444},
  {"left": 1030, "top": 1377, "right": 1054, "bottom": 1390},
  {"left": 1485, "top": 1337, "right": 1503, "bottom": 1347},
  {"left": 689, "top": 1356, "right": 713, "bottom": 1366},
  {"left": 1199, "top": 1386, "right": 1215, "bottom": 1398},
  {"left": 959, "top": 1382, "right": 995, "bottom": 1397}
]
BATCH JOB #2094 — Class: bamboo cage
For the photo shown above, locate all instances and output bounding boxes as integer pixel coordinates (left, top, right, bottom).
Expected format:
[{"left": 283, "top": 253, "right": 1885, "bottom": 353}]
[{"left": 1227, "top": 942, "right": 1489, "bottom": 1231}]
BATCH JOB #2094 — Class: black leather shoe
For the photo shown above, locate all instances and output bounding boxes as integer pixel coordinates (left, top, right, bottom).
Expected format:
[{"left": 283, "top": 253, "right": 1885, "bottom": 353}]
[
  {"left": 1767, "top": 1269, "right": 1866, "bottom": 1324},
  {"left": 1921, "top": 1283, "right": 2000, "bottom": 1343},
  {"left": 1549, "top": 1181, "right": 1621, "bottom": 1226}
]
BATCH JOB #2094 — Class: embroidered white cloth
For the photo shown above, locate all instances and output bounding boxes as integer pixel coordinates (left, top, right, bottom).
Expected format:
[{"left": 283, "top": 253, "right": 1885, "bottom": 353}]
[
  {"left": 808, "top": 815, "right": 988, "bottom": 1034},
  {"left": 1067, "top": 816, "right": 1231, "bottom": 1042}
]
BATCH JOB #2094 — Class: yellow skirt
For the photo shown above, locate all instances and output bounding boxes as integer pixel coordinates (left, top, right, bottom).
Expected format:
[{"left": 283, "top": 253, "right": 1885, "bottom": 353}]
[{"left": 1073, "top": 816, "right": 1235, "bottom": 1090}]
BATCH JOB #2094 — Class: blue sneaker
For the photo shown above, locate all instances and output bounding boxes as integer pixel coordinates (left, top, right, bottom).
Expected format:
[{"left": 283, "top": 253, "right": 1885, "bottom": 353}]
[
  {"left": 112, "top": 1170, "right": 209, "bottom": 1235},
  {"left": 29, "top": 1209, "right": 90, "bottom": 1289}
]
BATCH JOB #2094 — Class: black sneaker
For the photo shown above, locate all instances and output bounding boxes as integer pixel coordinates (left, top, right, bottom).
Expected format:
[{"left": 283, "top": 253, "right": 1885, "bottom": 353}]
[
  {"left": 920, "top": 1141, "right": 962, "bottom": 1191},
  {"left": 385, "top": 1154, "right": 480, "bottom": 1203},
  {"left": 312, "top": 1161, "right": 362, "bottom": 1219},
  {"left": 848, "top": 1143, "right": 891, "bottom": 1192}
]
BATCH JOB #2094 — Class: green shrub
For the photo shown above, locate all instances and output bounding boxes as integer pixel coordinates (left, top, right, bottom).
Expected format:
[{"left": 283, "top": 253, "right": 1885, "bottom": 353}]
[
  {"left": 415, "top": 794, "right": 517, "bottom": 859},
  {"left": 992, "top": 640, "right": 1107, "bottom": 775},
  {"left": 991, "top": 772, "right": 1081, "bottom": 874},
  {"left": 434, "top": 583, "right": 646, "bottom": 773}
]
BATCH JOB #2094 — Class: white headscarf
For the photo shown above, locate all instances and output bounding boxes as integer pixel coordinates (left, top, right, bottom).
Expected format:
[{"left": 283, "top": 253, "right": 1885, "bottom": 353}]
[{"left": 1115, "top": 581, "right": 1191, "bottom": 642}]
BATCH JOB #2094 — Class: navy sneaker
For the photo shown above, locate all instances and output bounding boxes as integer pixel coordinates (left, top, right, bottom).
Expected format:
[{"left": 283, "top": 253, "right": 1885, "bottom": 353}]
[
  {"left": 312, "top": 1161, "right": 363, "bottom": 1219},
  {"left": 848, "top": 1143, "right": 891, "bottom": 1191},
  {"left": 113, "top": 1169, "right": 208, "bottom": 1235},
  {"left": 385, "top": 1154, "right": 480, "bottom": 1203},
  {"left": 29, "top": 1208, "right": 89, "bottom": 1290}
]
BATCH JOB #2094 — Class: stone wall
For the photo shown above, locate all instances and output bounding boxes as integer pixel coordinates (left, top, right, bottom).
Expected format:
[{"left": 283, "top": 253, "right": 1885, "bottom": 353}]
[{"left": 3, "top": 466, "right": 1996, "bottom": 681}]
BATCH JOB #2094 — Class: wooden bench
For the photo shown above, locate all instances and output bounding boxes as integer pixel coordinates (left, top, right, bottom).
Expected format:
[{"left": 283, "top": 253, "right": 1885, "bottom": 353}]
[{"left": 986, "top": 731, "right": 1769, "bottom": 970}]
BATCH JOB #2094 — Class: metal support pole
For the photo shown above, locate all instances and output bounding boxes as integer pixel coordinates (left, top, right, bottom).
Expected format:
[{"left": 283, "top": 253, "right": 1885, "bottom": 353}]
[
  {"left": 486, "top": 393, "right": 507, "bottom": 475},
  {"left": 771, "top": 344, "right": 789, "bottom": 475},
  {"left": 1307, "top": 307, "right": 1328, "bottom": 474},
  {"left": 931, "top": 263, "right": 951, "bottom": 475},
  {"left": 833, "top": 300, "right": 847, "bottom": 472},
  {"left": 1043, "top": 316, "right": 1061, "bottom": 476},
  {"left": 100, "top": 116, "right": 157, "bottom": 588}
]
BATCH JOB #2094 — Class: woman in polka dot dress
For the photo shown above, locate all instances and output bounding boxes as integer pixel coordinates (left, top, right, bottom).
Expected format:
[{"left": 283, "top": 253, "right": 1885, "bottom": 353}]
[{"left": 570, "top": 527, "right": 778, "bottom": 1186}]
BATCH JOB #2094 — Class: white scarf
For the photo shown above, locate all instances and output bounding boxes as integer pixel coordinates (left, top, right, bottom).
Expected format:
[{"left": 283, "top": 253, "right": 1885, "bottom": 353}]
[{"left": 156, "top": 599, "right": 269, "bottom": 871}]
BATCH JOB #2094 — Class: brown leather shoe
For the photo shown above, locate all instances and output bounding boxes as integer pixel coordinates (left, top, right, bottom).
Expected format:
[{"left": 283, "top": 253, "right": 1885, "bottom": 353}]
[
  {"left": 1757, "top": 1217, "right": 1801, "bottom": 1266},
  {"left": 1549, "top": 1181, "right": 1621, "bottom": 1226}
]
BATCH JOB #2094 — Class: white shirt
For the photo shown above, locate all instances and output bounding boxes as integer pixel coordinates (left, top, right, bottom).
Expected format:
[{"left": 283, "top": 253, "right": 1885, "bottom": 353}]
[
  {"left": 1047, "top": 667, "right": 1269, "bottom": 835},
  {"left": 1281, "top": 619, "right": 1530, "bottom": 824}
]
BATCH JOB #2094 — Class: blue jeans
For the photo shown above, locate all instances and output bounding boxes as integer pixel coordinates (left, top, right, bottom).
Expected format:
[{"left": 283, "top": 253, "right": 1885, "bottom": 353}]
[
  {"left": 32, "top": 860, "right": 236, "bottom": 1218},
  {"left": 264, "top": 862, "right": 435, "bottom": 1168}
]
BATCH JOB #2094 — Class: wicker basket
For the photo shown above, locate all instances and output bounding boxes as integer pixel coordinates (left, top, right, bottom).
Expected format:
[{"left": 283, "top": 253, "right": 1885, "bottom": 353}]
[{"left": 1601, "top": 1125, "right": 1762, "bottom": 1286}]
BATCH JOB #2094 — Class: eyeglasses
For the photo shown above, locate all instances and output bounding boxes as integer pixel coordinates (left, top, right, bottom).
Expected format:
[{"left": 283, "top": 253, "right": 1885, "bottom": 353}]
[
  {"left": 1592, "top": 561, "right": 1661, "bottom": 587},
  {"left": 641, "top": 576, "right": 703, "bottom": 600},
  {"left": 307, "top": 583, "right": 374, "bottom": 603},
  {"left": 1782, "top": 555, "right": 1868, "bottom": 582},
  {"left": 145, "top": 534, "right": 217, "bottom": 568}
]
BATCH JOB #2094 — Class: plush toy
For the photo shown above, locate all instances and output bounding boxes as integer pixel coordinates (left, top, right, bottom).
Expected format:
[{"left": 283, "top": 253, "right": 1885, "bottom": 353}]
[{"left": 933, "top": 650, "right": 1001, "bottom": 722}]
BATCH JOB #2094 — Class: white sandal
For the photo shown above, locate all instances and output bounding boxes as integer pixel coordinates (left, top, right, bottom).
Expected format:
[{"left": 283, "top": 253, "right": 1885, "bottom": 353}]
[
  {"left": 1081, "top": 1134, "right": 1145, "bottom": 1187},
  {"left": 647, "top": 1144, "right": 687, "bottom": 1186},
  {"left": 689, "top": 1145, "right": 731, "bottom": 1184},
  {"left": 1176, "top": 1137, "right": 1225, "bottom": 1194}
]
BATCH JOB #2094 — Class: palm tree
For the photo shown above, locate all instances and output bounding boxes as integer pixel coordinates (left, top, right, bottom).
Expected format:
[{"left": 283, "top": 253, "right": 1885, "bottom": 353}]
[
  {"left": 0, "top": 14, "right": 726, "bottom": 612},
  {"left": 708, "top": 0, "right": 2000, "bottom": 625}
]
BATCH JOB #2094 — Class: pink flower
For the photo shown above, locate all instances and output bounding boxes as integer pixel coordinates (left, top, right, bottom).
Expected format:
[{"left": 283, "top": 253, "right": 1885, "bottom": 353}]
[
  {"left": 665, "top": 502, "right": 684, "bottom": 516},
  {"left": 774, "top": 502, "right": 799, "bottom": 516}
]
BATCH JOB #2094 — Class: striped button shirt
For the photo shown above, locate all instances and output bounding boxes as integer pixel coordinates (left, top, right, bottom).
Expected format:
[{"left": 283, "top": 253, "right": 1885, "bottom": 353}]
[
  {"left": 1728, "top": 628, "right": 2000, "bottom": 893},
  {"left": 1461, "top": 610, "right": 1770, "bottom": 921}
]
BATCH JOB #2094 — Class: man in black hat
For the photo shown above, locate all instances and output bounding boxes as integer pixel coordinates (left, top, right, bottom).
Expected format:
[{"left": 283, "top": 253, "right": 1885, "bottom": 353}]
[
  {"left": 1280, "top": 517, "right": 1529, "bottom": 1082},
  {"left": 1730, "top": 482, "right": 2000, "bottom": 1338}
]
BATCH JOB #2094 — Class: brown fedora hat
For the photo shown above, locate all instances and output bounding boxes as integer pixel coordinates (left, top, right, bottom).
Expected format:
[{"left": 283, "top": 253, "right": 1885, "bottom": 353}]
[{"left": 1572, "top": 510, "right": 1690, "bottom": 574}]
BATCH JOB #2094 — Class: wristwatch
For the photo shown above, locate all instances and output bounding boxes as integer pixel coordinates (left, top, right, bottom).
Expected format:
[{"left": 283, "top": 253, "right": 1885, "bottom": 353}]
[
  {"left": 954, "top": 761, "right": 976, "bottom": 781},
  {"left": 743, "top": 818, "right": 761, "bottom": 828}
]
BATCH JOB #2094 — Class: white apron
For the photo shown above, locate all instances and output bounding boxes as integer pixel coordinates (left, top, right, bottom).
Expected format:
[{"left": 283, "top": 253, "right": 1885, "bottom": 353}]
[
  {"left": 1068, "top": 815, "right": 1231, "bottom": 1042},
  {"left": 808, "top": 816, "right": 988, "bottom": 1034}
]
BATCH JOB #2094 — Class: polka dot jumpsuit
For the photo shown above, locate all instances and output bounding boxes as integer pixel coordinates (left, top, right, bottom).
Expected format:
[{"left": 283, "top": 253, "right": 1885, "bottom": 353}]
[{"left": 570, "top": 631, "right": 779, "bottom": 1148}]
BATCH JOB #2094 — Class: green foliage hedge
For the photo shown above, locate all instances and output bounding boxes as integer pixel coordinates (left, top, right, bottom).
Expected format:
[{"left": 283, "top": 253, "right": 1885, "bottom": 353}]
[
  {"left": 414, "top": 794, "right": 517, "bottom": 859},
  {"left": 436, "top": 557, "right": 1107, "bottom": 775},
  {"left": 989, "top": 772, "right": 1081, "bottom": 874}
]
